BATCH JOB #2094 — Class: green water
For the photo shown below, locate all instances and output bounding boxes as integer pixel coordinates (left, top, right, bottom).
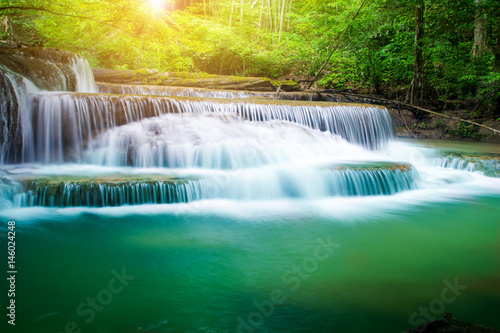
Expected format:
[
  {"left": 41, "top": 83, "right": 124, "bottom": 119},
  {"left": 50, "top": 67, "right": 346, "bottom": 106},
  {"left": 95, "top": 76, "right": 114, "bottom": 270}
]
[{"left": 2, "top": 193, "right": 500, "bottom": 333}]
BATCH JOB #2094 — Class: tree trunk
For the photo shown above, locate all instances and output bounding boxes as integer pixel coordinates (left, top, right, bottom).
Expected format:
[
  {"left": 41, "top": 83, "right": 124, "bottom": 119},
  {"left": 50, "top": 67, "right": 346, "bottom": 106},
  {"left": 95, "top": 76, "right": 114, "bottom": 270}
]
[
  {"left": 258, "top": 0, "right": 263, "bottom": 33},
  {"left": 287, "top": 0, "right": 292, "bottom": 30},
  {"left": 229, "top": 0, "right": 235, "bottom": 26},
  {"left": 240, "top": 0, "right": 244, "bottom": 23},
  {"left": 493, "top": 19, "right": 500, "bottom": 117},
  {"left": 267, "top": 0, "right": 272, "bottom": 33},
  {"left": 495, "top": 21, "right": 500, "bottom": 72},
  {"left": 278, "top": 0, "right": 286, "bottom": 42},
  {"left": 473, "top": 0, "right": 487, "bottom": 58},
  {"left": 407, "top": 0, "right": 425, "bottom": 106}
]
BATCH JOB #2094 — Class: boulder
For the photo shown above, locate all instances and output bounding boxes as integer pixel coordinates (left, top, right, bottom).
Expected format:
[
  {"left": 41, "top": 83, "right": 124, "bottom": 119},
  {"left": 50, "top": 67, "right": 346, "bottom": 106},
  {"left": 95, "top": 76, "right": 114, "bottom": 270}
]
[
  {"left": 0, "top": 48, "right": 79, "bottom": 91},
  {"left": 92, "top": 68, "right": 300, "bottom": 92}
]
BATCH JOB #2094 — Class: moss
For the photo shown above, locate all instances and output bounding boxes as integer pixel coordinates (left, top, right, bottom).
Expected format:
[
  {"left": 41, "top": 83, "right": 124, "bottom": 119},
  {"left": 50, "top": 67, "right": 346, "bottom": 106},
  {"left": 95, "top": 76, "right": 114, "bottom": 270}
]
[
  {"left": 438, "top": 152, "right": 500, "bottom": 160},
  {"left": 19, "top": 175, "right": 199, "bottom": 191},
  {"left": 134, "top": 69, "right": 154, "bottom": 76},
  {"left": 332, "top": 162, "right": 413, "bottom": 172},
  {"left": 151, "top": 78, "right": 164, "bottom": 85},
  {"left": 18, "top": 175, "right": 202, "bottom": 207},
  {"left": 94, "top": 68, "right": 300, "bottom": 91}
]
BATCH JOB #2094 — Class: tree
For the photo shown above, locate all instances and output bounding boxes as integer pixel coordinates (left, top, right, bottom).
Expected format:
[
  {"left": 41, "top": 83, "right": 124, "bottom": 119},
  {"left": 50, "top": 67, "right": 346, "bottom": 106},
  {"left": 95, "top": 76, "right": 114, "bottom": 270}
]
[
  {"left": 493, "top": 17, "right": 500, "bottom": 117},
  {"left": 278, "top": 0, "right": 286, "bottom": 42},
  {"left": 472, "top": 0, "right": 487, "bottom": 58},
  {"left": 495, "top": 20, "right": 500, "bottom": 73},
  {"left": 407, "top": 0, "right": 425, "bottom": 106}
]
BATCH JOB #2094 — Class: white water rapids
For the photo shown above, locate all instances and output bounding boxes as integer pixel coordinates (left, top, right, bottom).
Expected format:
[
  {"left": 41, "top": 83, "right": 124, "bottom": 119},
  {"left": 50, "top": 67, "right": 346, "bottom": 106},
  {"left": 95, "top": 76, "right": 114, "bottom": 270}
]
[{"left": 0, "top": 55, "right": 499, "bottom": 213}]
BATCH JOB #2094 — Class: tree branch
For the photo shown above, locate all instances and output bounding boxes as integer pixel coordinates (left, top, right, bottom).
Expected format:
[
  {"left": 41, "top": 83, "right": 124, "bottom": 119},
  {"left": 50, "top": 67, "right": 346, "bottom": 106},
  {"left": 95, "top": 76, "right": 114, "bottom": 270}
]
[
  {"left": 0, "top": 6, "right": 135, "bottom": 36},
  {"left": 307, "top": 0, "right": 370, "bottom": 89}
]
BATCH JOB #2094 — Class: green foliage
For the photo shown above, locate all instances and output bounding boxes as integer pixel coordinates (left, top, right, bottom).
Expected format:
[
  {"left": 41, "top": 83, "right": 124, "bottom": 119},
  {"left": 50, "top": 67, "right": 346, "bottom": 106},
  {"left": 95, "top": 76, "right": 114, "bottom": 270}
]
[
  {"left": 446, "top": 122, "right": 482, "bottom": 139},
  {"left": 1, "top": 0, "right": 499, "bottom": 120},
  {"left": 412, "top": 122, "right": 428, "bottom": 130}
]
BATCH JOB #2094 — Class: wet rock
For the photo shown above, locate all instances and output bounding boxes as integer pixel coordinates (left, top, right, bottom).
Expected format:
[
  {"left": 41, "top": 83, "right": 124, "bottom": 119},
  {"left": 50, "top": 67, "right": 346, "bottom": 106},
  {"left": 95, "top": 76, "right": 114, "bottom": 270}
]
[
  {"left": 433, "top": 153, "right": 500, "bottom": 177},
  {"left": 29, "top": 93, "right": 393, "bottom": 162},
  {"left": 326, "top": 162, "right": 418, "bottom": 196},
  {"left": 92, "top": 68, "right": 300, "bottom": 92},
  {"left": 332, "top": 162, "right": 413, "bottom": 172},
  {"left": 0, "top": 48, "right": 78, "bottom": 91},
  {"left": 18, "top": 175, "right": 201, "bottom": 207},
  {"left": 0, "top": 69, "right": 20, "bottom": 163},
  {"left": 478, "top": 121, "right": 500, "bottom": 142},
  {"left": 407, "top": 313, "right": 500, "bottom": 333}
]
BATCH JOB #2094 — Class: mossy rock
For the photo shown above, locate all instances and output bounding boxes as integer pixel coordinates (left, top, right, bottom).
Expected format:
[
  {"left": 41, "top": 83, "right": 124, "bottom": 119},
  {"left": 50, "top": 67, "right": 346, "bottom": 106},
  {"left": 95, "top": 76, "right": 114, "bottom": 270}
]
[
  {"left": 0, "top": 69, "right": 21, "bottom": 162},
  {"left": 92, "top": 68, "right": 300, "bottom": 92},
  {"left": 331, "top": 162, "right": 413, "bottom": 172},
  {"left": 20, "top": 174, "right": 197, "bottom": 191},
  {"left": 19, "top": 175, "right": 202, "bottom": 207},
  {"left": 435, "top": 153, "right": 500, "bottom": 177},
  {"left": 407, "top": 313, "right": 500, "bottom": 333},
  {"left": 437, "top": 152, "right": 500, "bottom": 160}
]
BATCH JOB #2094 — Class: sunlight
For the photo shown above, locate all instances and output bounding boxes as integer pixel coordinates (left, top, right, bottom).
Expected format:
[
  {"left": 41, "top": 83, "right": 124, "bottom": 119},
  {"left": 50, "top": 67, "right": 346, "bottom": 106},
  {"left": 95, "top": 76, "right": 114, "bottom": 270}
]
[{"left": 149, "top": 0, "right": 166, "bottom": 10}]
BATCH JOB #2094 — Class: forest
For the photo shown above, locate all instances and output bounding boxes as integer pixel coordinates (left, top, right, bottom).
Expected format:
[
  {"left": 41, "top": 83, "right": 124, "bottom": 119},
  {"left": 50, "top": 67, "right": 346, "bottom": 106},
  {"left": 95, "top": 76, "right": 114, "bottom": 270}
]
[{"left": 1, "top": 0, "right": 500, "bottom": 117}]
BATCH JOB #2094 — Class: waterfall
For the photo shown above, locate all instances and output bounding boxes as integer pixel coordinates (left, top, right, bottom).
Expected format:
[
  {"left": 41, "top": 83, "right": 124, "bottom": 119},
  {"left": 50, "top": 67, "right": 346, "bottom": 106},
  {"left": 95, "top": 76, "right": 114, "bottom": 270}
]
[
  {"left": 97, "top": 82, "right": 274, "bottom": 99},
  {"left": 6, "top": 51, "right": 499, "bottom": 212},
  {"left": 17, "top": 179, "right": 204, "bottom": 207},
  {"left": 29, "top": 93, "right": 171, "bottom": 163},
  {"left": 97, "top": 83, "right": 326, "bottom": 101},
  {"left": 86, "top": 113, "right": 369, "bottom": 169},
  {"left": 71, "top": 56, "right": 98, "bottom": 93},
  {"left": 432, "top": 156, "right": 476, "bottom": 171},
  {"left": 15, "top": 165, "right": 418, "bottom": 207},
  {"left": 431, "top": 155, "right": 500, "bottom": 177},
  {"left": 197, "top": 167, "right": 419, "bottom": 201},
  {"left": 26, "top": 93, "right": 394, "bottom": 163},
  {"left": 0, "top": 52, "right": 98, "bottom": 164},
  {"left": 325, "top": 166, "right": 418, "bottom": 196},
  {"left": 0, "top": 171, "right": 20, "bottom": 209}
]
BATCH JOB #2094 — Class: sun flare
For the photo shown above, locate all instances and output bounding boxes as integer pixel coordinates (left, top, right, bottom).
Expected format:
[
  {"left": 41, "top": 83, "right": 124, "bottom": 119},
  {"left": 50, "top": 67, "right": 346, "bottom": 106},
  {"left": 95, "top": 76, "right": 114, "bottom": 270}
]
[{"left": 149, "top": 0, "right": 166, "bottom": 9}]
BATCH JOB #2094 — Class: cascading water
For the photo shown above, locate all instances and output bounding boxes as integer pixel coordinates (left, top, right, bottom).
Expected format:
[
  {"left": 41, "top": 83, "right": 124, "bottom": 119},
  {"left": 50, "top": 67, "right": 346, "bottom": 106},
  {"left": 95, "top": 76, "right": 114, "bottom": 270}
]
[
  {"left": 97, "top": 82, "right": 321, "bottom": 101},
  {"left": 2, "top": 52, "right": 500, "bottom": 333},
  {"left": 0, "top": 52, "right": 99, "bottom": 164},
  {"left": 97, "top": 82, "right": 275, "bottom": 99},
  {"left": 23, "top": 93, "right": 394, "bottom": 164},
  {"left": 1, "top": 51, "right": 499, "bottom": 209},
  {"left": 0, "top": 58, "right": 498, "bottom": 207},
  {"left": 18, "top": 178, "right": 204, "bottom": 207},
  {"left": 85, "top": 113, "right": 371, "bottom": 169},
  {"left": 176, "top": 99, "right": 396, "bottom": 150},
  {"left": 71, "top": 56, "right": 98, "bottom": 93},
  {"left": 15, "top": 166, "right": 419, "bottom": 207},
  {"left": 431, "top": 155, "right": 500, "bottom": 177}
]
